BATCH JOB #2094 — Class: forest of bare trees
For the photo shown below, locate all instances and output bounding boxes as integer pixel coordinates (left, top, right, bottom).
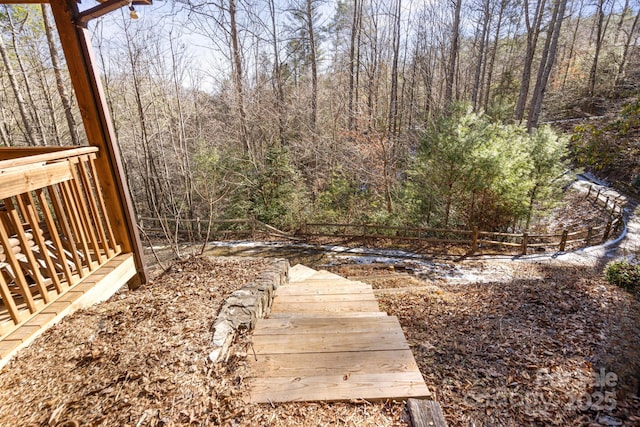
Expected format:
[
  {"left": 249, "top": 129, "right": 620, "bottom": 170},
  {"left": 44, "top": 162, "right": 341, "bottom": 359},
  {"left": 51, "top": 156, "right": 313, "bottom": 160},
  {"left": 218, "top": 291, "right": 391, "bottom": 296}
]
[{"left": 1, "top": 0, "right": 639, "bottom": 234}]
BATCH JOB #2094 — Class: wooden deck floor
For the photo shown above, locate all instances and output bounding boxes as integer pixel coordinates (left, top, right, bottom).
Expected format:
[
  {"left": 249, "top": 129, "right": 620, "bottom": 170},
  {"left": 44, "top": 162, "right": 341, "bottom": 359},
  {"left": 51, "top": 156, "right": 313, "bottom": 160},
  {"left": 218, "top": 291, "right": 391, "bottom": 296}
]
[{"left": 248, "top": 265, "right": 431, "bottom": 403}]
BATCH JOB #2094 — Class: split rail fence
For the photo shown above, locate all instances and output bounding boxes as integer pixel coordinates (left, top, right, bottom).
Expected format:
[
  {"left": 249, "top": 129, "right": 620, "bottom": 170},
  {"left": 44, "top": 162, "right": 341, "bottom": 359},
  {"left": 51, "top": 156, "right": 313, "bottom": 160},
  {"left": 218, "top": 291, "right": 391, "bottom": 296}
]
[
  {"left": 138, "top": 217, "right": 296, "bottom": 242},
  {"left": 139, "top": 184, "right": 625, "bottom": 256},
  {"left": 301, "top": 185, "right": 625, "bottom": 255}
]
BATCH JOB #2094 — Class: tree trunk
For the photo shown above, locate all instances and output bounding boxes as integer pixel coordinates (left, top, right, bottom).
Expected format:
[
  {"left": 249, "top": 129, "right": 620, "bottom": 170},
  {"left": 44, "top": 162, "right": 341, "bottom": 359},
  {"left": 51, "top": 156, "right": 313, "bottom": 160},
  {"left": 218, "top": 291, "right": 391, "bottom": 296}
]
[
  {"left": 472, "top": 0, "right": 490, "bottom": 110},
  {"left": 617, "top": 7, "right": 640, "bottom": 81},
  {"left": 0, "top": 102, "right": 10, "bottom": 146},
  {"left": 388, "top": 0, "right": 402, "bottom": 135},
  {"left": 42, "top": 4, "right": 79, "bottom": 146},
  {"left": 169, "top": 32, "right": 194, "bottom": 222},
  {"left": 588, "top": 0, "right": 606, "bottom": 97},
  {"left": 562, "top": 0, "right": 584, "bottom": 90},
  {"left": 367, "top": 9, "right": 379, "bottom": 129},
  {"left": 0, "top": 32, "right": 38, "bottom": 146},
  {"left": 269, "top": 0, "right": 286, "bottom": 145},
  {"left": 5, "top": 6, "right": 47, "bottom": 146},
  {"left": 123, "top": 17, "right": 160, "bottom": 216},
  {"left": 615, "top": 0, "right": 630, "bottom": 43},
  {"left": 306, "top": 0, "right": 318, "bottom": 133},
  {"left": 445, "top": 0, "right": 462, "bottom": 106},
  {"left": 515, "top": 0, "right": 547, "bottom": 121},
  {"left": 229, "top": 0, "right": 250, "bottom": 158},
  {"left": 483, "top": 0, "right": 506, "bottom": 111},
  {"left": 527, "top": 0, "right": 568, "bottom": 129},
  {"left": 36, "top": 65, "right": 61, "bottom": 145},
  {"left": 348, "top": 0, "right": 360, "bottom": 131}
]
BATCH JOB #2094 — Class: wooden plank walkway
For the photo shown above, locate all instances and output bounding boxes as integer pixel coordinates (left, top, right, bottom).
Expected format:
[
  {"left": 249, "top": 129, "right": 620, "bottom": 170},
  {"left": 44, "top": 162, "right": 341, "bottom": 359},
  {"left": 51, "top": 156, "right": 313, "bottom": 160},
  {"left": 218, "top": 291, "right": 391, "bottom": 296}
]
[{"left": 248, "top": 265, "right": 431, "bottom": 403}]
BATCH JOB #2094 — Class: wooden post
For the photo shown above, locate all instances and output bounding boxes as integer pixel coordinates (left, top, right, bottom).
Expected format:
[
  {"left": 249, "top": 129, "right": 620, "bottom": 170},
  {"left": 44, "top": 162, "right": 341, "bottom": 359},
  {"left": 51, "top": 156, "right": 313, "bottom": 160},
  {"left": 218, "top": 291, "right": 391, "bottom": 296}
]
[
  {"left": 614, "top": 215, "right": 623, "bottom": 233},
  {"left": 559, "top": 230, "right": 568, "bottom": 252},
  {"left": 585, "top": 227, "right": 593, "bottom": 245},
  {"left": 471, "top": 227, "right": 479, "bottom": 254},
  {"left": 603, "top": 220, "right": 612, "bottom": 242},
  {"left": 407, "top": 399, "right": 448, "bottom": 427},
  {"left": 586, "top": 185, "right": 592, "bottom": 199},
  {"left": 521, "top": 233, "right": 528, "bottom": 255},
  {"left": 50, "top": 0, "right": 147, "bottom": 287},
  {"left": 604, "top": 196, "right": 609, "bottom": 212}
]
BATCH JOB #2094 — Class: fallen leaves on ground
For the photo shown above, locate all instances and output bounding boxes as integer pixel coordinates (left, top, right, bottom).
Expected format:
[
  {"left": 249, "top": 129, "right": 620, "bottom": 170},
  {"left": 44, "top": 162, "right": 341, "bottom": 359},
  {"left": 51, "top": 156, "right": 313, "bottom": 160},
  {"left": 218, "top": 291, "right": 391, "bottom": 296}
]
[
  {"left": 375, "top": 262, "right": 640, "bottom": 426},
  {"left": 0, "top": 257, "right": 407, "bottom": 427},
  {"left": 1, "top": 256, "right": 639, "bottom": 426}
]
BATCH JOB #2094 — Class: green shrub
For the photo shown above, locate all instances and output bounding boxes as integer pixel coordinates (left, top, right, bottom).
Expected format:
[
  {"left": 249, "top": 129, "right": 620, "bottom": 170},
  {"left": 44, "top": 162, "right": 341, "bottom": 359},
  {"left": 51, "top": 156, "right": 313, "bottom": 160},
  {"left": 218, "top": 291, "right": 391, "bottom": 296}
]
[
  {"left": 604, "top": 260, "right": 640, "bottom": 292},
  {"left": 403, "top": 104, "right": 569, "bottom": 230}
]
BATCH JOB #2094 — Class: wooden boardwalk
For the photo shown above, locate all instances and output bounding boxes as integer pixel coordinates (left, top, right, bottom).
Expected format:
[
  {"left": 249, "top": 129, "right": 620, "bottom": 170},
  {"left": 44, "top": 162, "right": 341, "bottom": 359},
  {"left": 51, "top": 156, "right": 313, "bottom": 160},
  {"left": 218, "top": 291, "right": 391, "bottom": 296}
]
[{"left": 248, "top": 265, "right": 431, "bottom": 403}]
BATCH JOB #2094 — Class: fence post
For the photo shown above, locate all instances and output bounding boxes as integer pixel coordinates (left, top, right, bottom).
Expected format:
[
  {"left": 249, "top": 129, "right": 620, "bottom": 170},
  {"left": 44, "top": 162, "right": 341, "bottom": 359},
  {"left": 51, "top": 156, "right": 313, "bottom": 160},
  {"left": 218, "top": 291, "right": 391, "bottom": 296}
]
[
  {"left": 559, "top": 230, "right": 568, "bottom": 252},
  {"left": 521, "top": 233, "right": 528, "bottom": 255},
  {"left": 614, "top": 215, "right": 623, "bottom": 233},
  {"left": 604, "top": 196, "right": 609, "bottom": 212},
  {"left": 471, "top": 227, "right": 479, "bottom": 254},
  {"left": 586, "top": 185, "right": 592, "bottom": 199},
  {"left": 603, "top": 220, "right": 612, "bottom": 242},
  {"left": 585, "top": 227, "right": 593, "bottom": 245}
]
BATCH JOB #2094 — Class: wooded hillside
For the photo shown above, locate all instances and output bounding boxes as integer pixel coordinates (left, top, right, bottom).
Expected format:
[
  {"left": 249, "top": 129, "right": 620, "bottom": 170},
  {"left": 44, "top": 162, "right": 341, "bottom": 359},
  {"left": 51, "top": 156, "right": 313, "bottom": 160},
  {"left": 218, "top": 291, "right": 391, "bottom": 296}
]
[{"left": 0, "top": 0, "right": 638, "bottom": 234}]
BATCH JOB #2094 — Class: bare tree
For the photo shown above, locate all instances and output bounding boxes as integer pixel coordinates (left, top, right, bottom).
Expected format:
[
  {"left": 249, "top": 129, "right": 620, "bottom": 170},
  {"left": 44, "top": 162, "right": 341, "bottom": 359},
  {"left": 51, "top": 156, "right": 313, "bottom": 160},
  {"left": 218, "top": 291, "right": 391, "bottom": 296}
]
[
  {"left": 588, "top": 0, "right": 607, "bottom": 97},
  {"left": 388, "top": 0, "right": 402, "bottom": 135},
  {"left": 515, "top": 0, "right": 547, "bottom": 121},
  {"left": 306, "top": 0, "right": 318, "bottom": 133},
  {"left": 0, "top": 29, "right": 38, "bottom": 145},
  {"left": 229, "top": 0, "right": 251, "bottom": 159},
  {"left": 445, "top": 0, "right": 463, "bottom": 106},
  {"left": 348, "top": 0, "right": 363, "bottom": 131},
  {"left": 527, "top": 0, "right": 568, "bottom": 129},
  {"left": 483, "top": 0, "right": 508, "bottom": 111},
  {"left": 472, "top": 0, "right": 491, "bottom": 110},
  {"left": 41, "top": 4, "right": 79, "bottom": 146},
  {"left": 617, "top": 4, "right": 640, "bottom": 80},
  {"left": 268, "top": 0, "right": 287, "bottom": 145}
]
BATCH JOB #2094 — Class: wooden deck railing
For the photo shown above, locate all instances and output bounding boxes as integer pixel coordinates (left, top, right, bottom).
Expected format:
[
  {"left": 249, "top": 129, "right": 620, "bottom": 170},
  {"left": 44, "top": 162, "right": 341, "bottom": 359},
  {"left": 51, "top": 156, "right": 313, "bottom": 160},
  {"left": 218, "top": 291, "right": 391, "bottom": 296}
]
[{"left": 0, "top": 146, "right": 121, "bottom": 335}]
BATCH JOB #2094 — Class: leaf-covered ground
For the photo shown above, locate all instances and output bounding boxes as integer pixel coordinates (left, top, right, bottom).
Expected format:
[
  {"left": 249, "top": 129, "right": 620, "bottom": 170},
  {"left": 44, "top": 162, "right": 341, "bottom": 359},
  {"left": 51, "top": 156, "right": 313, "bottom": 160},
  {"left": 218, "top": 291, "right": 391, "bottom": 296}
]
[
  {"left": 375, "top": 262, "right": 640, "bottom": 426},
  {"left": 0, "top": 257, "right": 639, "bottom": 426}
]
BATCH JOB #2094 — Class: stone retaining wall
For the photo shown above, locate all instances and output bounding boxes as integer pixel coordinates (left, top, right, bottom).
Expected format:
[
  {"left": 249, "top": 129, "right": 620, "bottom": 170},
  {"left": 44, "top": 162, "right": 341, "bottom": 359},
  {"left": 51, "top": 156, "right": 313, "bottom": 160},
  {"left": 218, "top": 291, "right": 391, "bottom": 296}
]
[{"left": 209, "top": 258, "right": 289, "bottom": 363}]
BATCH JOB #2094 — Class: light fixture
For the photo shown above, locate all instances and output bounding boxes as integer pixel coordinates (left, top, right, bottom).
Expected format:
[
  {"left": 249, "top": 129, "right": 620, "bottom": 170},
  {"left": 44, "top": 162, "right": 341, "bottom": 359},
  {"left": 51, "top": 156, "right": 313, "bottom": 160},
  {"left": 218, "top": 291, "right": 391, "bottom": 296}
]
[{"left": 129, "top": 3, "right": 139, "bottom": 19}]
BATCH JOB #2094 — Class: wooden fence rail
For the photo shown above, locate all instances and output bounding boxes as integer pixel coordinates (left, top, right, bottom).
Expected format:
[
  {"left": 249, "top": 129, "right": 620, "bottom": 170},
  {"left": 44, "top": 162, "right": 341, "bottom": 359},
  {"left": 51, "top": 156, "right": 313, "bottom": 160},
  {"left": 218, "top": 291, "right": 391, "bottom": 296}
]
[
  {"left": 139, "top": 183, "right": 625, "bottom": 256},
  {"left": 301, "top": 184, "right": 625, "bottom": 255},
  {"left": 138, "top": 217, "right": 299, "bottom": 242}
]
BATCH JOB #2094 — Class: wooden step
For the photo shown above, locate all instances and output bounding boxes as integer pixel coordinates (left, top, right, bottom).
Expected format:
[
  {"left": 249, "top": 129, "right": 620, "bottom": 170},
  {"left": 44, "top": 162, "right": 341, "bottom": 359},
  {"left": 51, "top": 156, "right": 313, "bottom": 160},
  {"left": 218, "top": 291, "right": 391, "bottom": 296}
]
[
  {"left": 249, "top": 265, "right": 430, "bottom": 403},
  {"left": 249, "top": 371, "right": 430, "bottom": 403}
]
